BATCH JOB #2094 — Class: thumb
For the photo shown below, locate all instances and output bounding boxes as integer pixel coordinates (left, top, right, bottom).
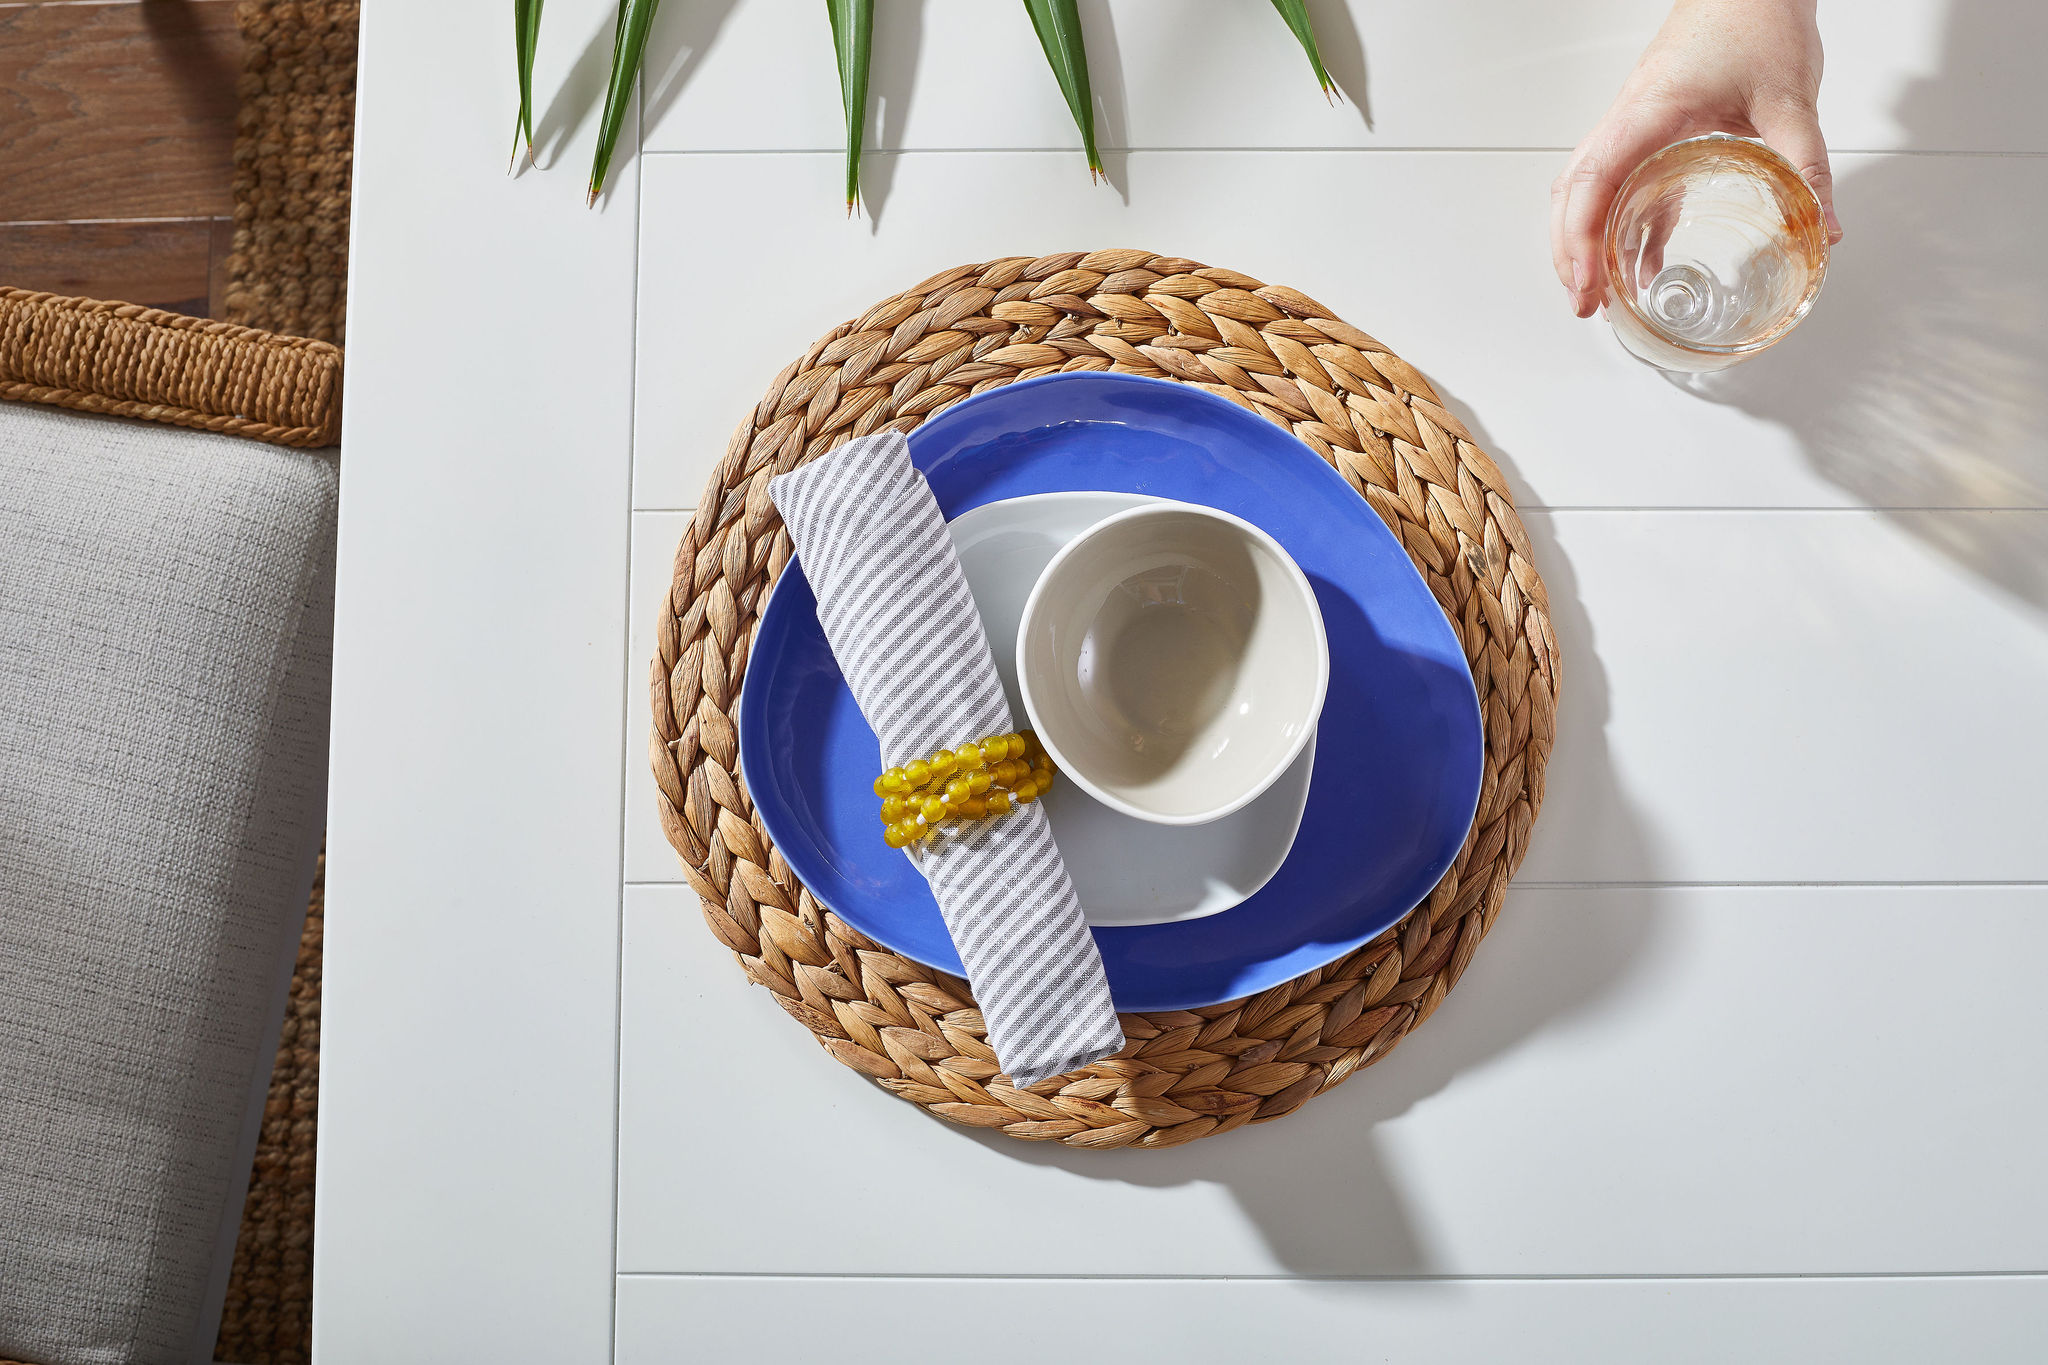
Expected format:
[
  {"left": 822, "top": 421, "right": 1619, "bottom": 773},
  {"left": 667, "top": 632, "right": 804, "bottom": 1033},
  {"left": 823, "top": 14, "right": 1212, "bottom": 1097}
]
[{"left": 1752, "top": 97, "right": 1843, "bottom": 243}]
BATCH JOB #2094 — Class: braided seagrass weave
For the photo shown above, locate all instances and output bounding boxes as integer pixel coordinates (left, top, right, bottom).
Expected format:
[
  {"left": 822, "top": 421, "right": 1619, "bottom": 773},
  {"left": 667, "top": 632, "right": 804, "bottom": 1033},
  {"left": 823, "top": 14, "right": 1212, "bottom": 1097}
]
[
  {"left": 0, "top": 288, "right": 341, "bottom": 448},
  {"left": 651, "top": 249, "right": 1558, "bottom": 1149}
]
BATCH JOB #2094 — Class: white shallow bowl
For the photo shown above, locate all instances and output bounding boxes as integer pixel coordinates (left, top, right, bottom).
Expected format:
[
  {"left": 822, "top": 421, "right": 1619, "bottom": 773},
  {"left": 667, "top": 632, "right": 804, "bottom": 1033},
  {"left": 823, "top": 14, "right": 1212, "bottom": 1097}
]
[
  {"left": 948, "top": 492, "right": 1313, "bottom": 927},
  {"left": 1016, "top": 500, "right": 1329, "bottom": 827}
]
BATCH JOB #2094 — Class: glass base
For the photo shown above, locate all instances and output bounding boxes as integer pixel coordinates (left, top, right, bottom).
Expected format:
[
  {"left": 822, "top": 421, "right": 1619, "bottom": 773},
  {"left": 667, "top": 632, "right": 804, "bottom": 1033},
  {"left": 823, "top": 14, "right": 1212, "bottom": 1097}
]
[{"left": 1604, "top": 301, "right": 1747, "bottom": 374}]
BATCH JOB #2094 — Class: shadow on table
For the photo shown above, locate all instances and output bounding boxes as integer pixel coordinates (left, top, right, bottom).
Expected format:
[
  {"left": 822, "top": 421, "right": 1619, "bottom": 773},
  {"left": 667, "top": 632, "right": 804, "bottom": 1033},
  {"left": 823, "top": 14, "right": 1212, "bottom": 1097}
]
[
  {"left": 574, "top": 0, "right": 1382, "bottom": 223},
  {"left": 641, "top": 0, "right": 745, "bottom": 149},
  {"left": 837, "top": 2, "right": 928, "bottom": 231},
  {"left": 865, "top": 2, "right": 1137, "bottom": 222},
  {"left": 966, "top": 404, "right": 1665, "bottom": 1274},
  {"left": 528, "top": 9, "right": 624, "bottom": 179},
  {"left": 1676, "top": 0, "right": 2048, "bottom": 611},
  {"left": 1305, "top": 0, "right": 1374, "bottom": 128}
]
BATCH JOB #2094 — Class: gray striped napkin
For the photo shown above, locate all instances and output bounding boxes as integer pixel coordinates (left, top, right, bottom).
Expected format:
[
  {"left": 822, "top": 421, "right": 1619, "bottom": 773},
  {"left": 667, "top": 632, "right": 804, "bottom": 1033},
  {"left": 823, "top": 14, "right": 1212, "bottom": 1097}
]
[{"left": 769, "top": 431, "right": 1125, "bottom": 1087}]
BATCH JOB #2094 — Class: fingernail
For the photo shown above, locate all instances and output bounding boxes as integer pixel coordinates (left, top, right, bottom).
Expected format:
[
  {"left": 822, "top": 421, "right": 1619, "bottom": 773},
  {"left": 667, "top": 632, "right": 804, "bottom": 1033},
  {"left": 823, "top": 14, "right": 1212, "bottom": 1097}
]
[
  {"left": 1823, "top": 203, "right": 1843, "bottom": 242},
  {"left": 1571, "top": 261, "right": 1587, "bottom": 295}
]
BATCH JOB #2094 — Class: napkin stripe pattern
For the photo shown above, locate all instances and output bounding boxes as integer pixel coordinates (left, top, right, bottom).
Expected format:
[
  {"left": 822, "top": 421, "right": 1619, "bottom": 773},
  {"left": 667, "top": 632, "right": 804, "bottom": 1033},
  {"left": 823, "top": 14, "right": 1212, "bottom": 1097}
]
[{"left": 769, "top": 432, "right": 1125, "bottom": 1086}]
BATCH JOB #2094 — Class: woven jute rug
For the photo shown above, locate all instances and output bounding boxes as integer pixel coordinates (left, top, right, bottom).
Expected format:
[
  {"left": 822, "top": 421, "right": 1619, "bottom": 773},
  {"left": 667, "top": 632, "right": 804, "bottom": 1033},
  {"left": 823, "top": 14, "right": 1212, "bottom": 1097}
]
[
  {"left": 212, "top": 856, "right": 322, "bottom": 1364},
  {"left": 215, "top": 3, "right": 355, "bottom": 1360},
  {"left": 651, "top": 249, "right": 1559, "bottom": 1148},
  {"left": 221, "top": 0, "right": 358, "bottom": 347}
]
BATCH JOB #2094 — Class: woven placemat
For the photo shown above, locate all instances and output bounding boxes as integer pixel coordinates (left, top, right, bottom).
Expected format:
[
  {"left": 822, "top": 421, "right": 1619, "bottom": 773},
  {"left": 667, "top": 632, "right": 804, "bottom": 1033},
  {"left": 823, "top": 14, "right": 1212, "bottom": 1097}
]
[{"left": 651, "top": 249, "right": 1559, "bottom": 1149}]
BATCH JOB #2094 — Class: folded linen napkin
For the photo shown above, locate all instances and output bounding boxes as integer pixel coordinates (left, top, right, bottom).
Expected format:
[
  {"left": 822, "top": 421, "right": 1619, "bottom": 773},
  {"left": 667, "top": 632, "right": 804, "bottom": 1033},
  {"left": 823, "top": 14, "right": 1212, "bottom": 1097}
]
[{"left": 769, "top": 431, "right": 1125, "bottom": 1086}]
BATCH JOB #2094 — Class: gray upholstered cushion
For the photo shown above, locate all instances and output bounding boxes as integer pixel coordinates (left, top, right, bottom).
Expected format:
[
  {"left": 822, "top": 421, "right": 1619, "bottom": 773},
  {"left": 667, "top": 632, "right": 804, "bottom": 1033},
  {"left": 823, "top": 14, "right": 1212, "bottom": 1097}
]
[{"left": 0, "top": 403, "right": 335, "bottom": 1365}]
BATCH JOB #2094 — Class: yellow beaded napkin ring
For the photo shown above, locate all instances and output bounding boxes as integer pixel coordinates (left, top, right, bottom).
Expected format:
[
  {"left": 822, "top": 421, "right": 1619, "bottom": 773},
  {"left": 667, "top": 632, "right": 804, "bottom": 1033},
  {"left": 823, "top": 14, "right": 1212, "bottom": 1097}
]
[{"left": 873, "top": 731, "right": 1057, "bottom": 847}]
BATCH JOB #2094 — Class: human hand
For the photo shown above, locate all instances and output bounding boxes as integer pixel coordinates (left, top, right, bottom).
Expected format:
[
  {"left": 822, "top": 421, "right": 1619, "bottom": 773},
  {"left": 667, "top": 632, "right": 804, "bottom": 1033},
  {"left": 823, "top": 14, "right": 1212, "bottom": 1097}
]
[{"left": 1552, "top": 0, "right": 1843, "bottom": 318}]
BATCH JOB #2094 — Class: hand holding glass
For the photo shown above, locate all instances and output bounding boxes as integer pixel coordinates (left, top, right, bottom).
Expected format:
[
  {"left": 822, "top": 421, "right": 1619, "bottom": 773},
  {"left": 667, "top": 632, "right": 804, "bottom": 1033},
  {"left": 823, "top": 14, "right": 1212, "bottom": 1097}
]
[{"left": 1602, "top": 133, "right": 1831, "bottom": 372}]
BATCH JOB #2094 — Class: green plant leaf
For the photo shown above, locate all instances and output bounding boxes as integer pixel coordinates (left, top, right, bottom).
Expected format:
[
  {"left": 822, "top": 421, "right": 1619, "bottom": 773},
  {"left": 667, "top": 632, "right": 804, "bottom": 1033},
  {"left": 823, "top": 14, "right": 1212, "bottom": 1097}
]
[
  {"left": 1268, "top": 0, "right": 1334, "bottom": 98},
  {"left": 589, "top": 0, "right": 661, "bottom": 206},
  {"left": 1021, "top": 0, "right": 1102, "bottom": 180},
  {"left": 511, "top": 0, "right": 545, "bottom": 168},
  {"left": 826, "top": 0, "right": 874, "bottom": 213}
]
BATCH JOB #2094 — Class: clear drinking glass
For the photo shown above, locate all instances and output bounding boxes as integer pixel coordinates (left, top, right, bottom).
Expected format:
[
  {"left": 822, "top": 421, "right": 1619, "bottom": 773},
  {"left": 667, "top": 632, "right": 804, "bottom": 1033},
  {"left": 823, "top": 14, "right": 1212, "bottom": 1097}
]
[{"left": 1602, "top": 133, "right": 1830, "bottom": 373}]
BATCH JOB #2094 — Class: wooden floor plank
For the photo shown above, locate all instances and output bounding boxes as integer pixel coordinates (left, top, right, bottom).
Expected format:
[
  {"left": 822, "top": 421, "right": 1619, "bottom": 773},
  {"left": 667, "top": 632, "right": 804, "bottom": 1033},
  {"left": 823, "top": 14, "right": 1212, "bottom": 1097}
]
[
  {"left": 0, "top": 0, "right": 240, "bottom": 222},
  {"left": 206, "top": 213, "right": 233, "bottom": 318},
  {"left": 0, "top": 219, "right": 216, "bottom": 315}
]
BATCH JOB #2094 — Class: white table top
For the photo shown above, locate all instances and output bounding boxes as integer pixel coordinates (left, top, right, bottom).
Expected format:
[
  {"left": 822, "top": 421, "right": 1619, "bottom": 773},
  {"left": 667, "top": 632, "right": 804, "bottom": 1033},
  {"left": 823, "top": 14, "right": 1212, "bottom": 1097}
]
[{"left": 320, "top": 2, "right": 2048, "bottom": 1359}]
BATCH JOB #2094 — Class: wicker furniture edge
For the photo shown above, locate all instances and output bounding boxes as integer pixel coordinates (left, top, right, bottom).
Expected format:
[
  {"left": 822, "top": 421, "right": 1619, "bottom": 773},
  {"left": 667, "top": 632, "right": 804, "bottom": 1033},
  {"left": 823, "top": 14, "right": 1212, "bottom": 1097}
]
[{"left": 0, "top": 288, "right": 342, "bottom": 449}]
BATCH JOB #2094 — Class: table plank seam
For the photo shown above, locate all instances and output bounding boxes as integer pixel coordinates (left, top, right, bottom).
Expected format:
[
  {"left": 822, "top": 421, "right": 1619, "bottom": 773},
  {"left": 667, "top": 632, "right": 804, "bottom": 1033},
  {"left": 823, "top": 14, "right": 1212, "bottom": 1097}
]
[
  {"left": 635, "top": 148, "right": 2048, "bottom": 160},
  {"left": 621, "top": 879, "right": 2048, "bottom": 889},
  {"left": 629, "top": 506, "right": 2048, "bottom": 516},
  {"left": 614, "top": 1271, "right": 2048, "bottom": 1283},
  {"left": 601, "top": 86, "right": 656, "bottom": 1365}
]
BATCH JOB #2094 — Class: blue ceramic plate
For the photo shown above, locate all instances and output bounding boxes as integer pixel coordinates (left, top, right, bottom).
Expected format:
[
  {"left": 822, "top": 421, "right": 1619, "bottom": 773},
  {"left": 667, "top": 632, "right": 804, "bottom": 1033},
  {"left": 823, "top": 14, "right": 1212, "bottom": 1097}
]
[{"left": 739, "top": 373, "right": 1483, "bottom": 1011}]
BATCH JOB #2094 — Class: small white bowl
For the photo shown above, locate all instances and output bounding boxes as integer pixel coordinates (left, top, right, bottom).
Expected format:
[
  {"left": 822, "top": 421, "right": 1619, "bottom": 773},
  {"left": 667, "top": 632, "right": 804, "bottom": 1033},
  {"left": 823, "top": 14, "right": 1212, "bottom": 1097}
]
[
  {"left": 1017, "top": 500, "right": 1329, "bottom": 826},
  {"left": 948, "top": 491, "right": 1315, "bottom": 924}
]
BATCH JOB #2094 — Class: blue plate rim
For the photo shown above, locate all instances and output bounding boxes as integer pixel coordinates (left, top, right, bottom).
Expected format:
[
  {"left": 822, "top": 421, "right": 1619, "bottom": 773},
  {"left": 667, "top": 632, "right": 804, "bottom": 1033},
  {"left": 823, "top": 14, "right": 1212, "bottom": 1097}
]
[{"left": 736, "top": 371, "right": 1483, "bottom": 1010}]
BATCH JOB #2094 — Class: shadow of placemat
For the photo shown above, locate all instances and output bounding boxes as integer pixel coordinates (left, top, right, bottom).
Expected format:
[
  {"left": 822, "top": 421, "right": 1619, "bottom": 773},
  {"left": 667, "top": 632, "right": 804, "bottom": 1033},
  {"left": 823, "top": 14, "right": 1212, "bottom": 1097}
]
[{"left": 216, "top": 3, "right": 355, "bottom": 1360}]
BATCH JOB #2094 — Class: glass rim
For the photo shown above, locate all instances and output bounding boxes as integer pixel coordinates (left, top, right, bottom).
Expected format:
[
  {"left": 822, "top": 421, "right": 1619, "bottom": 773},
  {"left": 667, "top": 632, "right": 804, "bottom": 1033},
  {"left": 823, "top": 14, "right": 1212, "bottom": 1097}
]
[{"left": 1602, "top": 132, "right": 1831, "bottom": 357}]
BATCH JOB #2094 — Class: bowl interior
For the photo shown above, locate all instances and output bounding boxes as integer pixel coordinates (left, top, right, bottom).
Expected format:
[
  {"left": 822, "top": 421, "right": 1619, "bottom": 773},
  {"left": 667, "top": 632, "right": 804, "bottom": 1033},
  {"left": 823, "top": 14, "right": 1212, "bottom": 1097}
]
[{"left": 1020, "top": 503, "right": 1326, "bottom": 823}]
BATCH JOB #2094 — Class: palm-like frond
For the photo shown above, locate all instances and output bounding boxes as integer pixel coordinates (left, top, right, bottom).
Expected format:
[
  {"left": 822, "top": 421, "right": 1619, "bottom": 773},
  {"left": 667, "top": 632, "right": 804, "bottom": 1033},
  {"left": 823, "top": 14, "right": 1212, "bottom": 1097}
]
[
  {"left": 1021, "top": 0, "right": 1102, "bottom": 180},
  {"left": 1269, "top": 0, "right": 1335, "bottom": 99},
  {"left": 589, "top": 0, "right": 661, "bottom": 206},
  {"left": 827, "top": 0, "right": 876, "bottom": 212},
  {"left": 511, "top": 0, "right": 545, "bottom": 168}
]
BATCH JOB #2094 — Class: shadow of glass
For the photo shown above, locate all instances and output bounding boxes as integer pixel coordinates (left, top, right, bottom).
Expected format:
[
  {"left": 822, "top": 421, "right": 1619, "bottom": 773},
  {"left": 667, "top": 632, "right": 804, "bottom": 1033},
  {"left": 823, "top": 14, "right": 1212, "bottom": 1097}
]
[
  {"left": 1677, "top": 0, "right": 2048, "bottom": 610},
  {"left": 963, "top": 401, "right": 1663, "bottom": 1275}
]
